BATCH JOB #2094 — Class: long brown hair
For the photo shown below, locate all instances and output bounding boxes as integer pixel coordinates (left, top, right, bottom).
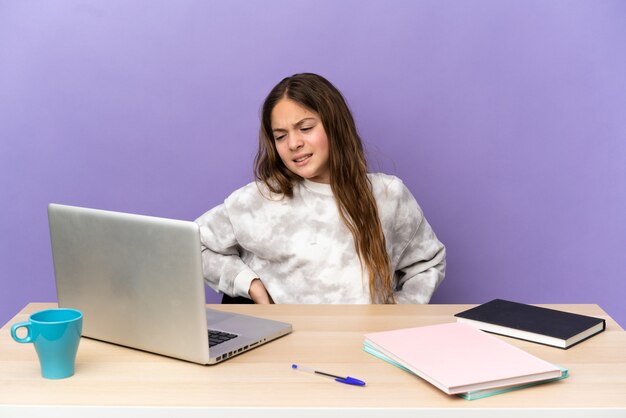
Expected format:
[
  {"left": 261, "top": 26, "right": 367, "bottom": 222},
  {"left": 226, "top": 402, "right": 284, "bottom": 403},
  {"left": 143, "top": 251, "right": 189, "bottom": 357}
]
[{"left": 254, "top": 73, "right": 395, "bottom": 303}]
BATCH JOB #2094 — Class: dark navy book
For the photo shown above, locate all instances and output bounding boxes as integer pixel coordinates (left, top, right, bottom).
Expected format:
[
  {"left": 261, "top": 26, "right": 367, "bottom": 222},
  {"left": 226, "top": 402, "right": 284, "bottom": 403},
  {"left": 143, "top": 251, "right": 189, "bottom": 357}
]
[{"left": 455, "top": 299, "right": 606, "bottom": 349}]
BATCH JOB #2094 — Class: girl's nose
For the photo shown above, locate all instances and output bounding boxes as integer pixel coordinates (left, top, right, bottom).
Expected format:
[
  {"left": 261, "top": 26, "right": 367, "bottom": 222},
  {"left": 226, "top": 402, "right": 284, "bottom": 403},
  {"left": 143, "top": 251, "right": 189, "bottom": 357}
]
[{"left": 288, "top": 132, "right": 304, "bottom": 150}]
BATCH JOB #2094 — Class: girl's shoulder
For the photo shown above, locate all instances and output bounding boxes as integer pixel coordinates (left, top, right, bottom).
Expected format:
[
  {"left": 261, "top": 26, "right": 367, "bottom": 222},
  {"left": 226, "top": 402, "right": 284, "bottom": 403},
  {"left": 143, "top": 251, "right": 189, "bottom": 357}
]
[
  {"left": 368, "top": 173, "right": 424, "bottom": 225},
  {"left": 225, "top": 180, "right": 285, "bottom": 208},
  {"left": 367, "top": 172, "right": 410, "bottom": 200}
]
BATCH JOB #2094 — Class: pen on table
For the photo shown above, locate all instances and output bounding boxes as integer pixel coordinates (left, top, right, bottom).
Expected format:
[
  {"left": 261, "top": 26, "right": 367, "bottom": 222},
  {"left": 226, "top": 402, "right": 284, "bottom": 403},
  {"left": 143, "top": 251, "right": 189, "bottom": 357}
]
[{"left": 291, "top": 363, "right": 366, "bottom": 386}]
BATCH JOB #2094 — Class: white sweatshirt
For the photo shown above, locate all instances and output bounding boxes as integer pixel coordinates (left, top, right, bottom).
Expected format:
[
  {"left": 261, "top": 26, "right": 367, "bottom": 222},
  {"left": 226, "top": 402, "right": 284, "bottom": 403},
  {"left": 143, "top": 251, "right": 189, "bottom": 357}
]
[{"left": 195, "top": 173, "right": 446, "bottom": 303}]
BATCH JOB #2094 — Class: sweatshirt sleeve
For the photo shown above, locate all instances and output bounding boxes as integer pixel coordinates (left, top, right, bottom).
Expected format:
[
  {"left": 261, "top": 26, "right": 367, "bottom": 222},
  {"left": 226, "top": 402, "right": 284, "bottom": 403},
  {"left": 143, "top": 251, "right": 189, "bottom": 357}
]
[
  {"left": 390, "top": 182, "right": 446, "bottom": 304},
  {"left": 194, "top": 203, "right": 258, "bottom": 299}
]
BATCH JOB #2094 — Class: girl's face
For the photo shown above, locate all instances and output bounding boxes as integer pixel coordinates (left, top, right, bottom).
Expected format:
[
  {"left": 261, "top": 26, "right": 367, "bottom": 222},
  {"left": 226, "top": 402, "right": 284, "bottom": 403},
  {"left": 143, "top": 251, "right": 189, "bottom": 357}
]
[{"left": 271, "top": 97, "right": 330, "bottom": 184}]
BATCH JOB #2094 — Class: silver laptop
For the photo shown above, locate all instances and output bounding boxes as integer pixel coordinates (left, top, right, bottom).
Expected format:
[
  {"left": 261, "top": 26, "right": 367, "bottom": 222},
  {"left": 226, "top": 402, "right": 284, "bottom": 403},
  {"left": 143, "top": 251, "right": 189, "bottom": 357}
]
[{"left": 48, "top": 203, "right": 292, "bottom": 365}]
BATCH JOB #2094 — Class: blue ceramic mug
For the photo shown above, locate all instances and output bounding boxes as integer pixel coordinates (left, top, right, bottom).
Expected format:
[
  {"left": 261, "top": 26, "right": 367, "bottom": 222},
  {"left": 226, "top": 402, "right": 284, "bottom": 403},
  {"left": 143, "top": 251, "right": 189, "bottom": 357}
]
[{"left": 11, "top": 308, "right": 83, "bottom": 379}]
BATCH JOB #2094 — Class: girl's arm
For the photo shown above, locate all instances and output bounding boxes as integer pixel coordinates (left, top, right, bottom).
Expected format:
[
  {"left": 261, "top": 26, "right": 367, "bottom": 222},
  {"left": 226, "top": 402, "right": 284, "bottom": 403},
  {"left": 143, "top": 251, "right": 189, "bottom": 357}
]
[
  {"left": 248, "top": 278, "right": 274, "bottom": 304},
  {"left": 195, "top": 203, "right": 264, "bottom": 301},
  {"left": 382, "top": 177, "right": 446, "bottom": 304},
  {"left": 393, "top": 214, "right": 446, "bottom": 304}
]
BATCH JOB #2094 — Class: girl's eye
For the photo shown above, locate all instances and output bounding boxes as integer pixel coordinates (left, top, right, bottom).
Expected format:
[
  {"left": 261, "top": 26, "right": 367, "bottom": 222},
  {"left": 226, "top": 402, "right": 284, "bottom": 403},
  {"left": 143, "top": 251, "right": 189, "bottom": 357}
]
[
  {"left": 301, "top": 127, "right": 312, "bottom": 132},
  {"left": 275, "top": 135, "right": 286, "bottom": 141}
]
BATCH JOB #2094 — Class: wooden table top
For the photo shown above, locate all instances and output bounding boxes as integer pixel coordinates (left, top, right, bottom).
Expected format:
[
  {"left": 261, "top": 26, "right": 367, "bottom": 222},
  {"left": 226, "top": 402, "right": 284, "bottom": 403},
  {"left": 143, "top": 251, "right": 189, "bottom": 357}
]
[{"left": 1, "top": 303, "right": 625, "bottom": 415}]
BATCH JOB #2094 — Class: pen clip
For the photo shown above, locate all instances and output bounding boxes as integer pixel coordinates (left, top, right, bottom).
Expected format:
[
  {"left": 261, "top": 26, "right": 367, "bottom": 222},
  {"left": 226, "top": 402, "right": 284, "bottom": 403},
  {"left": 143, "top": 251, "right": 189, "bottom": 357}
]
[{"left": 335, "top": 376, "right": 366, "bottom": 386}]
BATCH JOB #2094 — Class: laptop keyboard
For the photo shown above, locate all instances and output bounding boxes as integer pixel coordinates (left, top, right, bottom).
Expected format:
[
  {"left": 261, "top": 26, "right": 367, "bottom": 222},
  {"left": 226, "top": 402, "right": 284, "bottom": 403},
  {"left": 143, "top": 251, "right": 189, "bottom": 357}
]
[{"left": 208, "top": 330, "right": 238, "bottom": 347}]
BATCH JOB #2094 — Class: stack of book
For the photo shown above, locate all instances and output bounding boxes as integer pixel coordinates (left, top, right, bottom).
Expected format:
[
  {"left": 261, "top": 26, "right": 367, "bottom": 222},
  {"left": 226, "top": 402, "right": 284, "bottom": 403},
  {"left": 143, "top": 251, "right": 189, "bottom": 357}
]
[
  {"left": 364, "top": 322, "right": 567, "bottom": 400},
  {"left": 364, "top": 300, "right": 606, "bottom": 400}
]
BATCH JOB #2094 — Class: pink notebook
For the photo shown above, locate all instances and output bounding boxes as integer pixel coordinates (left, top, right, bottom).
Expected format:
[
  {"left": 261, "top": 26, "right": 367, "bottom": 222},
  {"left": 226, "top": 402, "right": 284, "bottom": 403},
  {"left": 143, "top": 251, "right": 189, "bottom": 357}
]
[{"left": 364, "top": 322, "right": 562, "bottom": 394}]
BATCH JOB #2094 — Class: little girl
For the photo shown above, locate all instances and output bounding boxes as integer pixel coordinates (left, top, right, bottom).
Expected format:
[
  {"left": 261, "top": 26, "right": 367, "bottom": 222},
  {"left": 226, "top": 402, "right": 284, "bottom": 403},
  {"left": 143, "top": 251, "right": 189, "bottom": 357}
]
[{"left": 196, "top": 73, "right": 446, "bottom": 304}]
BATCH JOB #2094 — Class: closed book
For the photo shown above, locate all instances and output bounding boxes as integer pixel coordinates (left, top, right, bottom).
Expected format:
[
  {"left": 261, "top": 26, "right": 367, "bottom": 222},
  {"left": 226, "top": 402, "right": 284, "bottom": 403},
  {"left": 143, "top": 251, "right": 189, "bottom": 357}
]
[
  {"left": 454, "top": 299, "right": 606, "bottom": 349},
  {"left": 362, "top": 342, "right": 568, "bottom": 400},
  {"left": 364, "top": 322, "right": 562, "bottom": 395}
]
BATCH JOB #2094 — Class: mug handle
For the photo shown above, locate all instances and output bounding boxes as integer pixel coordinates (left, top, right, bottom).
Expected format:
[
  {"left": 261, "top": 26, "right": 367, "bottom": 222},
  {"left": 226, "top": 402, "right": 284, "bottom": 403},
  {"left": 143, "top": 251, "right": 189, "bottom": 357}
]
[{"left": 11, "top": 322, "right": 33, "bottom": 343}]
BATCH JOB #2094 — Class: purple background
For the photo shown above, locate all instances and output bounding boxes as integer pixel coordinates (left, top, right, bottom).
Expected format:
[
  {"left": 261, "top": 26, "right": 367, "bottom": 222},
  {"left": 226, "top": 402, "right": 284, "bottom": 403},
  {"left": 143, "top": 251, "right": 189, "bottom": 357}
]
[{"left": 1, "top": 1, "right": 625, "bottom": 327}]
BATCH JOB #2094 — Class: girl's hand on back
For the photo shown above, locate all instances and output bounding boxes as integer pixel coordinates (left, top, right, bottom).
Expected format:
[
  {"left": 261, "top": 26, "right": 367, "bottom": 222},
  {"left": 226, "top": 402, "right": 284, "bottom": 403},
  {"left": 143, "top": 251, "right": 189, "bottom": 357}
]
[{"left": 249, "top": 278, "right": 274, "bottom": 304}]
